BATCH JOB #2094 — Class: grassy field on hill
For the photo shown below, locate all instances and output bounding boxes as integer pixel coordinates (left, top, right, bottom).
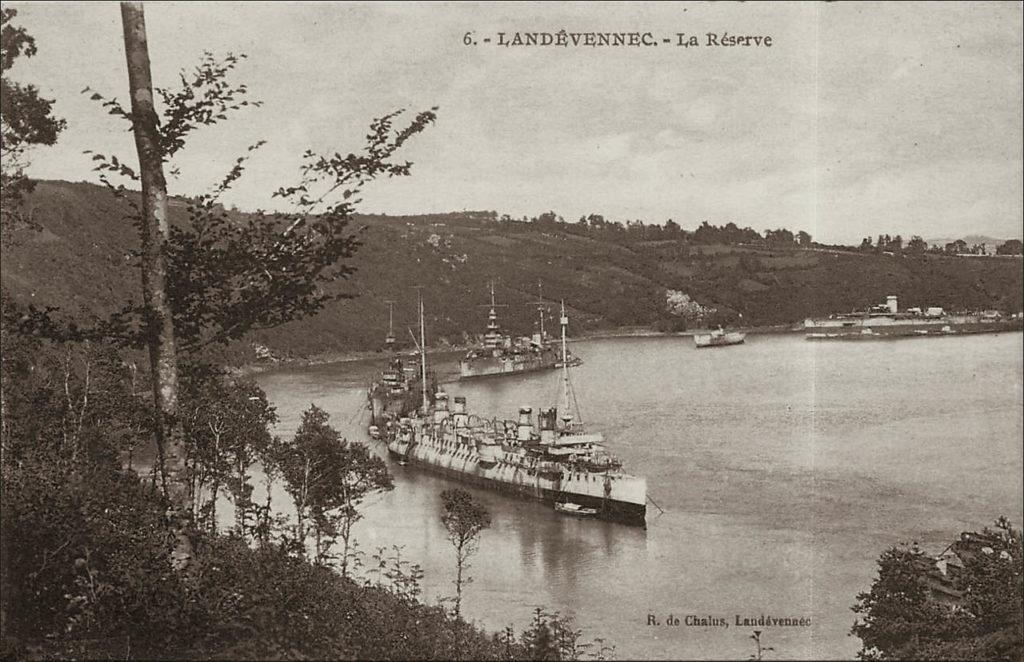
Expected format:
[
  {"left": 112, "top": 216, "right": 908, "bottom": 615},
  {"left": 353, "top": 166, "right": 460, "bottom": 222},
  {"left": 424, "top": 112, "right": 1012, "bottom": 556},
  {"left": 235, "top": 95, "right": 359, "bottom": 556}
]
[{"left": 2, "top": 180, "right": 1021, "bottom": 362}]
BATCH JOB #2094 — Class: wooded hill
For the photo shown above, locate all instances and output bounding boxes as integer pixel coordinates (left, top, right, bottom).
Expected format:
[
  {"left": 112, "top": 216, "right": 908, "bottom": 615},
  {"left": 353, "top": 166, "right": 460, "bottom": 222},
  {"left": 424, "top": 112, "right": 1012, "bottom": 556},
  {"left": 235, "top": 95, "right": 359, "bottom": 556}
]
[{"left": 2, "top": 180, "right": 1021, "bottom": 362}]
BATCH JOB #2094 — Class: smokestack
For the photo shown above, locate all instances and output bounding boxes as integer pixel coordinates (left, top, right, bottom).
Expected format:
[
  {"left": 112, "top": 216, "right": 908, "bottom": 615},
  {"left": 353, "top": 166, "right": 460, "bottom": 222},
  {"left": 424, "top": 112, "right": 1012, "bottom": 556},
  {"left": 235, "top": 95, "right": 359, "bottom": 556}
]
[
  {"left": 452, "top": 396, "right": 468, "bottom": 427},
  {"left": 887, "top": 295, "right": 898, "bottom": 314},
  {"left": 433, "top": 391, "right": 449, "bottom": 423},
  {"left": 517, "top": 407, "right": 533, "bottom": 442},
  {"left": 539, "top": 407, "right": 557, "bottom": 444}
]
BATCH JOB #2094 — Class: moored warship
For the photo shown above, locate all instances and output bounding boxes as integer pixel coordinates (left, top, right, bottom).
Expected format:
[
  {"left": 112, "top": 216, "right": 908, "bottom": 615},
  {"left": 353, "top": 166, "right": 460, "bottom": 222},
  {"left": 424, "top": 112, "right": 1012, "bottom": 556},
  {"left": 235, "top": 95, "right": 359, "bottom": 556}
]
[
  {"left": 804, "top": 296, "right": 1023, "bottom": 340},
  {"left": 385, "top": 303, "right": 646, "bottom": 526},
  {"left": 459, "top": 284, "right": 579, "bottom": 379},
  {"left": 367, "top": 301, "right": 436, "bottom": 430}
]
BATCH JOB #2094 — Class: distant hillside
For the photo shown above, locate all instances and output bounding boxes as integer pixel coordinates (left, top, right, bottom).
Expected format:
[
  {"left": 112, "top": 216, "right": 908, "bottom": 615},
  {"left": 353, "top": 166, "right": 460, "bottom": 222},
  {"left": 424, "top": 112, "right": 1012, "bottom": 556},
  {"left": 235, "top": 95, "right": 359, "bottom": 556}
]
[{"left": 2, "top": 180, "right": 1022, "bottom": 362}]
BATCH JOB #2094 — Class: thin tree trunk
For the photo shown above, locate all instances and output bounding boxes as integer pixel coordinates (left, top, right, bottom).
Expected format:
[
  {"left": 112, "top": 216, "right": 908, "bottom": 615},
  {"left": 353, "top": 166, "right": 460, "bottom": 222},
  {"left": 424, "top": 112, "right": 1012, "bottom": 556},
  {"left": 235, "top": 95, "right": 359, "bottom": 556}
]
[
  {"left": 120, "top": 1, "right": 192, "bottom": 572},
  {"left": 262, "top": 471, "right": 274, "bottom": 545},
  {"left": 455, "top": 543, "right": 464, "bottom": 618},
  {"left": 210, "top": 479, "right": 219, "bottom": 534}
]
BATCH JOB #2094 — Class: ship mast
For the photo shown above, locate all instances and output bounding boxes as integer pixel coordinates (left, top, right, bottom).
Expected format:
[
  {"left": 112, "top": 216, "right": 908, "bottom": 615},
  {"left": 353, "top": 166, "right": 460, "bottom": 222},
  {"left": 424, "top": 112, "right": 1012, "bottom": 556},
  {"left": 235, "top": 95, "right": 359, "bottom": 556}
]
[
  {"left": 384, "top": 300, "right": 396, "bottom": 349},
  {"left": 483, "top": 279, "right": 503, "bottom": 350},
  {"left": 418, "top": 289, "right": 428, "bottom": 413},
  {"left": 560, "top": 301, "right": 570, "bottom": 419},
  {"left": 537, "top": 281, "right": 545, "bottom": 339}
]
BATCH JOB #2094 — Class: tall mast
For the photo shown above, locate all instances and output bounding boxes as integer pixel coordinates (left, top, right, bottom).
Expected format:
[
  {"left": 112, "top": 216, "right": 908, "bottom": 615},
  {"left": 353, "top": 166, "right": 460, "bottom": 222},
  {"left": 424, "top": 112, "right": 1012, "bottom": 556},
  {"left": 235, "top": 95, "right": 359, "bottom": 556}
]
[
  {"left": 419, "top": 289, "right": 428, "bottom": 412},
  {"left": 384, "top": 300, "right": 396, "bottom": 348},
  {"left": 560, "top": 301, "right": 570, "bottom": 418},
  {"left": 484, "top": 279, "right": 503, "bottom": 350},
  {"left": 537, "top": 281, "right": 545, "bottom": 339}
]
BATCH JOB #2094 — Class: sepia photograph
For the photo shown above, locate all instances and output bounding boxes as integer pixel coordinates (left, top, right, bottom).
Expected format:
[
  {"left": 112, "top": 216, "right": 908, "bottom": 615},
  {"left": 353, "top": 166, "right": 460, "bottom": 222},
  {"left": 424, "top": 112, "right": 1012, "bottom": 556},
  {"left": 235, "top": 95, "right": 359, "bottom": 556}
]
[{"left": 1, "top": 1, "right": 1021, "bottom": 660}]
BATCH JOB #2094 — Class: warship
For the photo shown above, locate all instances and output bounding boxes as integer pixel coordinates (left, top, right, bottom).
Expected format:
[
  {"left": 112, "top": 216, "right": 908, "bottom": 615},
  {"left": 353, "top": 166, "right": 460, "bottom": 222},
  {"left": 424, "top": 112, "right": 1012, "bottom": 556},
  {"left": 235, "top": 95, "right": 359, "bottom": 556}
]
[
  {"left": 459, "top": 283, "right": 579, "bottom": 379},
  {"left": 367, "top": 301, "right": 436, "bottom": 431},
  {"left": 804, "top": 296, "right": 1023, "bottom": 340},
  {"left": 385, "top": 303, "right": 647, "bottom": 526}
]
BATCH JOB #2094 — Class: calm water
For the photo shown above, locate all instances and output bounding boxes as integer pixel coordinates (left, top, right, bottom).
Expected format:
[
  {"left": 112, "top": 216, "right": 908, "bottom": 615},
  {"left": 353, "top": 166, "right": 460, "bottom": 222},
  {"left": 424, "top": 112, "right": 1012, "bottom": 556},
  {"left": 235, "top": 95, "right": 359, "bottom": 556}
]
[{"left": 253, "top": 332, "right": 1023, "bottom": 660}]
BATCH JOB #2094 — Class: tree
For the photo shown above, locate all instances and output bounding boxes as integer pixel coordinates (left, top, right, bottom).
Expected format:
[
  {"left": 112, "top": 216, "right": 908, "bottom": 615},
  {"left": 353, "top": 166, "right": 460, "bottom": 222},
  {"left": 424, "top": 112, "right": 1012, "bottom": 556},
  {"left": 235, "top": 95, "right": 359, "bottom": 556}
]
[
  {"left": 905, "top": 235, "right": 927, "bottom": 254},
  {"left": 0, "top": 8, "right": 66, "bottom": 234},
  {"left": 275, "top": 405, "right": 391, "bottom": 572},
  {"left": 119, "top": 1, "right": 193, "bottom": 570},
  {"left": 440, "top": 488, "right": 491, "bottom": 619},
  {"left": 944, "top": 239, "right": 968, "bottom": 255},
  {"left": 329, "top": 434, "right": 391, "bottom": 577},
  {"left": 996, "top": 239, "right": 1022, "bottom": 255},
  {"left": 83, "top": 53, "right": 436, "bottom": 355},
  {"left": 518, "top": 607, "right": 598, "bottom": 661},
  {"left": 76, "top": 2, "right": 433, "bottom": 571},
  {"left": 796, "top": 230, "right": 812, "bottom": 247},
  {"left": 178, "top": 364, "right": 276, "bottom": 534},
  {"left": 851, "top": 518, "right": 1023, "bottom": 660}
]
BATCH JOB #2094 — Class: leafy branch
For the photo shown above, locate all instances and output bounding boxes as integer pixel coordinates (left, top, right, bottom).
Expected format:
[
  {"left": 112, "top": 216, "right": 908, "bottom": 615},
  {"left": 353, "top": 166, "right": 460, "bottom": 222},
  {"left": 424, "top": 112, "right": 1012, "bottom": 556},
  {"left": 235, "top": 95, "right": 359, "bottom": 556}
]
[{"left": 71, "top": 51, "right": 436, "bottom": 353}]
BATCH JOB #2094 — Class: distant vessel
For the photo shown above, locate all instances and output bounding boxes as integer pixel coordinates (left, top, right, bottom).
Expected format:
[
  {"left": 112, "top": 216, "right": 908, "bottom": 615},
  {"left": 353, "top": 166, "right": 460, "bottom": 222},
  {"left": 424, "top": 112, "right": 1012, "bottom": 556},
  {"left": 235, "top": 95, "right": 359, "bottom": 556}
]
[
  {"left": 386, "top": 302, "right": 646, "bottom": 526},
  {"left": 694, "top": 328, "right": 747, "bottom": 348},
  {"left": 367, "top": 301, "right": 436, "bottom": 428},
  {"left": 804, "top": 296, "right": 1023, "bottom": 340},
  {"left": 459, "top": 283, "right": 579, "bottom": 379},
  {"left": 554, "top": 502, "right": 598, "bottom": 517}
]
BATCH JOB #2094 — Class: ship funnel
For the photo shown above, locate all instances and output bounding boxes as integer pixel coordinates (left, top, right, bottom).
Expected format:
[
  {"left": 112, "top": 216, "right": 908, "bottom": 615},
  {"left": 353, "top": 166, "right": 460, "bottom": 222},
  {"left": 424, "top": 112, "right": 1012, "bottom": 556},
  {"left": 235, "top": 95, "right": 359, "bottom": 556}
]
[
  {"left": 539, "top": 407, "right": 558, "bottom": 444},
  {"left": 886, "top": 295, "right": 898, "bottom": 314},
  {"left": 433, "top": 391, "right": 450, "bottom": 423},
  {"left": 539, "top": 407, "right": 558, "bottom": 431},
  {"left": 517, "top": 407, "right": 533, "bottom": 442},
  {"left": 452, "top": 396, "right": 469, "bottom": 427}
]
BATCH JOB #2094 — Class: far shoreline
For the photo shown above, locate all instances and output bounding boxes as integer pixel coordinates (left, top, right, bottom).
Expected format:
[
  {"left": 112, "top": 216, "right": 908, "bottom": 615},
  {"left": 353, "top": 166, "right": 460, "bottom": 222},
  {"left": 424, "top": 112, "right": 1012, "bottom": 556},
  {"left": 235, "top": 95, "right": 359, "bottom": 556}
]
[{"left": 235, "top": 323, "right": 803, "bottom": 375}]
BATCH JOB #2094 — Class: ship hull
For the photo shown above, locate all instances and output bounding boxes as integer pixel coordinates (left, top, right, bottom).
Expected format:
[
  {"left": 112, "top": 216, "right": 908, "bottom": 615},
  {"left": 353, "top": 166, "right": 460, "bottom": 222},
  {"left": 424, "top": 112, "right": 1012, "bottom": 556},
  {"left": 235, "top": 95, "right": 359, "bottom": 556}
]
[
  {"left": 387, "top": 443, "right": 647, "bottom": 526},
  {"left": 370, "top": 392, "right": 420, "bottom": 426},
  {"left": 804, "top": 317, "right": 1022, "bottom": 340},
  {"left": 694, "top": 332, "right": 746, "bottom": 348},
  {"left": 459, "top": 349, "right": 560, "bottom": 380},
  {"left": 368, "top": 376, "right": 437, "bottom": 427}
]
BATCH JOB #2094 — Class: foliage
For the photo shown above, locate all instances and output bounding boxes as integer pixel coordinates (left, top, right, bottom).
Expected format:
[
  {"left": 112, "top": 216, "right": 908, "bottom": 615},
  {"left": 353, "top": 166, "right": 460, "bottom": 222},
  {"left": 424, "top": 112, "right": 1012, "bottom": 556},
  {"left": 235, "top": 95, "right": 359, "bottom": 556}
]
[
  {"left": 440, "top": 488, "right": 492, "bottom": 618},
  {"left": 996, "top": 239, "right": 1023, "bottom": 256},
  {"left": 851, "top": 519, "right": 1023, "bottom": 660},
  {"left": 516, "top": 607, "right": 613, "bottom": 661},
  {"left": 0, "top": 329, "right": 612, "bottom": 660},
  {"left": 177, "top": 363, "right": 277, "bottom": 534},
  {"left": 273, "top": 405, "right": 392, "bottom": 571},
  {"left": 81, "top": 51, "right": 437, "bottom": 353},
  {"left": 0, "top": 8, "right": 66, "bottom": 234}
]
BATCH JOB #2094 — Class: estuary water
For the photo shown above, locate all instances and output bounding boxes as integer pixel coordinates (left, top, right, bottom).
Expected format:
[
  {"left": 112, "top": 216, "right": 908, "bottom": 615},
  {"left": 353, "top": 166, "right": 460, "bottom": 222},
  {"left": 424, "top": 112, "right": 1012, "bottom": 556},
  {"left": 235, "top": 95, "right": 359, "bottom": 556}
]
[{"left": 254, "top": 332, "right": 1023, "bottom": 660}]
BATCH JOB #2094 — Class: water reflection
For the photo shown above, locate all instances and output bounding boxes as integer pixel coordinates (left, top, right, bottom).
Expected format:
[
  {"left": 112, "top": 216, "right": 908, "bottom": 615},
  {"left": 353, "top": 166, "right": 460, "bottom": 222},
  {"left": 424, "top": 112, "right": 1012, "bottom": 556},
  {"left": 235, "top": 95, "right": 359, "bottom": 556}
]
[{"left": 251, "top": 332, "right": 1021, "bottom": 660}]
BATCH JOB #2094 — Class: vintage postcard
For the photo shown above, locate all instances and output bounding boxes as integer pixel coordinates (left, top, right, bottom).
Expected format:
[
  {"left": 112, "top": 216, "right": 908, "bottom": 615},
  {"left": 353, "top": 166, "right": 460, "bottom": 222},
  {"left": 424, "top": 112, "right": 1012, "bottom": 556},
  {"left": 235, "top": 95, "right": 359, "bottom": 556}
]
[{"left": 1, "top": 2, "right": 1021, "bottom": 660}]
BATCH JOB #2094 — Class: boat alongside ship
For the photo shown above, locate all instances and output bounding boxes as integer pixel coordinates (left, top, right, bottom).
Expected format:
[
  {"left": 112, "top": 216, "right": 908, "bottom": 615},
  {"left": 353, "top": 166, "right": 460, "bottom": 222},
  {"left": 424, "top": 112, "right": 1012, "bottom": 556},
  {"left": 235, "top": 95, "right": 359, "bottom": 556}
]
[
  {"left": 804, "top": 296, "right": 1023, "bottom": 340},
  {"left": 383, "top": 303, "right": 647, "bottom": 526}
]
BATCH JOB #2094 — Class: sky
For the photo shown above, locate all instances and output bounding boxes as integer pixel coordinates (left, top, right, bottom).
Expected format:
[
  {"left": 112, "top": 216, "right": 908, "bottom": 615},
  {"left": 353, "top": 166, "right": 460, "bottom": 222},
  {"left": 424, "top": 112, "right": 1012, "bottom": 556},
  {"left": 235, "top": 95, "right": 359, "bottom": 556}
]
[{"left": 5, "top": 1, "right": 1023, "bottom": 245}]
